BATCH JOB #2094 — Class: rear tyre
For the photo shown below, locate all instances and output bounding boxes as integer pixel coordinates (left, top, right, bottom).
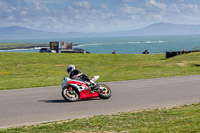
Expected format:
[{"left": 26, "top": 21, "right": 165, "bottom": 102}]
[
  {"left": 97, "top": 84, "right": 111, "bottom": 99},
  {"left": 62, "top": 87, "right": 79, "bottom": 102}
]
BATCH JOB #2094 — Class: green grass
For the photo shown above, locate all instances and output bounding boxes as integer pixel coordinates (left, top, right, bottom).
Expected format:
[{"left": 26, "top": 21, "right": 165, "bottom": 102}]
[
  {"left": 1, "top": 103, "right": 200, "bottom": 132},
  {"left": 1, "top": 52, "right": 200, "bottom": 90},
  {"left": 1, "top": 52, "right": 200, "bottom": 132}
]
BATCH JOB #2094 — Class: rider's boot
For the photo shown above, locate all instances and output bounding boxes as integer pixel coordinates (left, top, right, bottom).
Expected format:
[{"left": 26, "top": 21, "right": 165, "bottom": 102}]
[{"left": 86, "top": 80, "right": 96, "bottom": 93}]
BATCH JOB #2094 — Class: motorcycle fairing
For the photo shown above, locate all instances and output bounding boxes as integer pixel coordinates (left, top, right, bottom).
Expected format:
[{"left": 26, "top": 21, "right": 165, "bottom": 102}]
[
  {"left": 67, "top": 80, "right": 88, "bottom": 88},
  {"left": 66, "top": 80, "right": 99, "bottom": 100},
  {"left": 91, "top": 76, "right": 99, "bottom": 82},
  {"left": 79, "top": 91, "right": 99, "bottom": 100}
]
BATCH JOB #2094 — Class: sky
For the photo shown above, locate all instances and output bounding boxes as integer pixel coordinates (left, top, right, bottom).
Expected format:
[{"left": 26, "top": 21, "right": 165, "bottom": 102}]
[{"left": 1, "top": 0, "right": 200, "bottom": 33}]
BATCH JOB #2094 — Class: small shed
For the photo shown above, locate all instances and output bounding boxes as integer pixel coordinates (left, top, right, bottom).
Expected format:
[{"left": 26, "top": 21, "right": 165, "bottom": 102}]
[
  {"left": 49, "top": 41, "right": 90, "bottom": 53},
  {"left": 50, "top": 41, "right": 72, "bottom": 53}
]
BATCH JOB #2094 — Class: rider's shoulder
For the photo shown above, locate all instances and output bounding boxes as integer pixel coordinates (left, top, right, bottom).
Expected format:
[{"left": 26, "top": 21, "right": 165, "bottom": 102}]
[{"left": 74, "top": 69, "right": 81, "bottom": 72}]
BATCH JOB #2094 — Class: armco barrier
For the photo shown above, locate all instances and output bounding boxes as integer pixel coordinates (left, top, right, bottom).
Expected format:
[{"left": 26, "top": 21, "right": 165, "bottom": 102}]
[{"left": 166, "top": 50, "right": 200, "bottom": 59}]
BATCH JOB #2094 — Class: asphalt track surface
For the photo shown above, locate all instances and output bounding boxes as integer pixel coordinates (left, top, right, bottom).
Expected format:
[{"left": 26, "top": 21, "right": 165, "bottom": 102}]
[{"left": 0, "top": 75, "right": 200, "bottom": 128}]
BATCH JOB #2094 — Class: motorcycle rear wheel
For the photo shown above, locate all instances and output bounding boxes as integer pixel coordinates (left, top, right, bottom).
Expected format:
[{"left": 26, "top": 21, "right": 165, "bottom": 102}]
[
  {"left": 62, "top": 87, "right": 79, "bottom": 102},
  {"left": 97, "top": 84, "right": 111, "bottom": 99}
]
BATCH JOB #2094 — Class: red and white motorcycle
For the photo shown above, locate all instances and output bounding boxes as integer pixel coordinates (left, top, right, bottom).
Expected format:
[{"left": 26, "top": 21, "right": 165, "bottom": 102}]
[{"left": 62, "top": 75, "right": 111, "bottom": 102}]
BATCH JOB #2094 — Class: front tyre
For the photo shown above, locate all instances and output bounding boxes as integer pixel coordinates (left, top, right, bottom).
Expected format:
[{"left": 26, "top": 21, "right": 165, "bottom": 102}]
[
  {"left": 62, "top": 87, "right": 79, "bottom": 102},
  {"left": 97, "top": 84, "right": 111, "bottom": 99}
]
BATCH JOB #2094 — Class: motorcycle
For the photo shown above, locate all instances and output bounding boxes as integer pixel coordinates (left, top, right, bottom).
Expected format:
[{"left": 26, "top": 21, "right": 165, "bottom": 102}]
[{"left": 61, "top": 75, "right": 111, "bottom": 102}]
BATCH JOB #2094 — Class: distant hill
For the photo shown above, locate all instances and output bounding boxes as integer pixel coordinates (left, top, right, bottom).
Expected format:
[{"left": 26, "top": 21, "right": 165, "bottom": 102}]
[
  {"left": 132, "top": 23, "right": 200, "bottom": 36},
  {"left": 1, "top": 23, "right": 200, "bottom": 39},
  {"left": 0, "top": 26, "right": 63, "bottom": 39},
  {"left": 107, "top": 23, "right": 200, "bottom": 36}
]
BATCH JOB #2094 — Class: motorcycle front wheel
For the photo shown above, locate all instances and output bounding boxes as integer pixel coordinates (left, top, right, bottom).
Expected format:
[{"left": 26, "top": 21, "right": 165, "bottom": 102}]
[
  {"left": 62, "top": 87, "right": 79, "bottom": 102},
  {"left": 97, "top": 84, "right": 111, "bottom": 99}
]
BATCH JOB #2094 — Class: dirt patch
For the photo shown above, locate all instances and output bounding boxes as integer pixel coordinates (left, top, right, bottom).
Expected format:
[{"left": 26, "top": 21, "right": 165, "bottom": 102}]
[
  {"left": 176, "top": 61, "right": 188, "bottom": 67},
  {"left": 55, "top": 64, "right": 66, "bottom": 68}
]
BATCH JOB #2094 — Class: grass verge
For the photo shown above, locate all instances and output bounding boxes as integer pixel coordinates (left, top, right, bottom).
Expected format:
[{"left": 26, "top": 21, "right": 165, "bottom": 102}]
[
  {"left": 1, "top": 103, "right": 200, "bottom": 132},
  {"left": 0, "top": 43, "right": 46, "bottom": 50},
  {"left": 0, "top": 52, "right": 200, "bottom": 90}
]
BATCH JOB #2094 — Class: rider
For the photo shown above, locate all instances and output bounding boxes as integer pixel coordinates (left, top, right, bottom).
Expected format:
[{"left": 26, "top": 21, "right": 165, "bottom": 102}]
[{"left": 66, "top": 64, "right": 95, "bottom": 87}]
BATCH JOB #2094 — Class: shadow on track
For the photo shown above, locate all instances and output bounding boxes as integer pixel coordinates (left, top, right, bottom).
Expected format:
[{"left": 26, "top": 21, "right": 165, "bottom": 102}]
[
  {"left": 39, "top": 98, "right": 100, "bottom": 103},
  {"left": 39, "top": 99, "right": 67, "bottom": 103}
]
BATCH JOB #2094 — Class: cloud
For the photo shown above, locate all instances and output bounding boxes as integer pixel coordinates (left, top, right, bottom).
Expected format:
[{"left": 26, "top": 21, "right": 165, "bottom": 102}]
[
  {"left": 7, "top": 16, "right": 15, "bottom": 21},
  {"left": 100, "top": 4, "right": 109, "bottom": 10},
  {"left": 120, "top": 4, "right": 144, "bottom": 15},
  {"left": 179, "top": 0, "right": 185, "bottom": 3},
  {"left": 1, "top": 0, "right": 200, "bottom": 32},
  {"left": 145, "top": 0, "right": 166, "bottom": 10},
  {"left": 73, "top": 1, "right": 91, "bottom": 9},
  {"left": 20, "top": 11, "right": 28, "bottom": 16},
  {"left": 121, "top": 0, "right": 138, "bottom": 3}
]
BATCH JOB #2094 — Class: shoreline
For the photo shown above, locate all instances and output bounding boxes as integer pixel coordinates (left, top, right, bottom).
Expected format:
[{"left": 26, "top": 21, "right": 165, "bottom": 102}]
[
  {"left": 0, "top": 44, "right": 47, "bottom": 50},
  {"left": 0, "top": 43, "right": 80, "bottom": 50}
]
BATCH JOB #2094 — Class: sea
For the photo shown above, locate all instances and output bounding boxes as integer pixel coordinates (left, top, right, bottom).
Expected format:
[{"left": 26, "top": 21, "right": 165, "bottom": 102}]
[{"left": 1, "top": 35, "right": 200, "bottom": 54}]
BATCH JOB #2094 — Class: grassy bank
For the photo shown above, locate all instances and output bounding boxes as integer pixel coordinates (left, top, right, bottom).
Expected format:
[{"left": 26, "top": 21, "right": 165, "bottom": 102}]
[
  {"left": 0, "top": 43, "right": 46, "bottom": 50},
  {"left": 1, "top": 103, "right": 200, "bottom": 132},
  {"left": 0, "top": 52, "right": 200, "bottom": 90}
]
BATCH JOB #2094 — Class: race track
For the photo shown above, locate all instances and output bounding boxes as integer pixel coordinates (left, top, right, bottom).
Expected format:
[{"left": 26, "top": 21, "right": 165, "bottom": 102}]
[{"left": 0, "top": 75, "right": 200, "bottom": 128}]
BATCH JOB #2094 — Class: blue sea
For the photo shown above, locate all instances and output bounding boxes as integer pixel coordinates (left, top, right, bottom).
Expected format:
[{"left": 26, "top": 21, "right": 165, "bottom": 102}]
[{"left": 1, "top": 35, "right": 200, "bottom": 54}]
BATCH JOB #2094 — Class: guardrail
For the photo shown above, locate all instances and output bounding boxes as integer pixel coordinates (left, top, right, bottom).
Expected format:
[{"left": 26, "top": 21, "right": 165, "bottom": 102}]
[{"left": 166, "top": 50, "right": 200, "bottom": 59}]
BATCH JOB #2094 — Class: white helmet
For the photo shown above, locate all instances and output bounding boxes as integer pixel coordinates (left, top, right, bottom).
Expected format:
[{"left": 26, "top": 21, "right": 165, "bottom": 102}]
[{"left": 67, "top": 65, "right": 75, "bottom": 74}]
